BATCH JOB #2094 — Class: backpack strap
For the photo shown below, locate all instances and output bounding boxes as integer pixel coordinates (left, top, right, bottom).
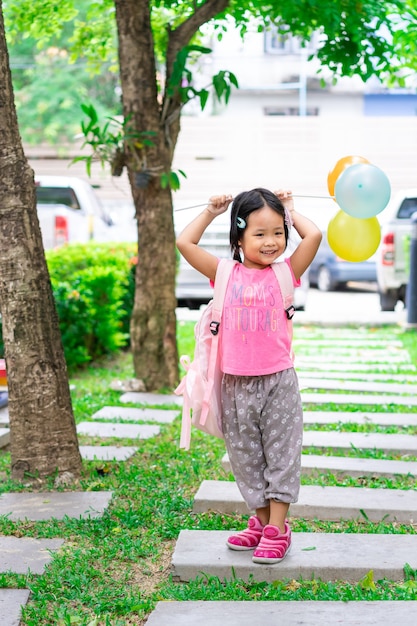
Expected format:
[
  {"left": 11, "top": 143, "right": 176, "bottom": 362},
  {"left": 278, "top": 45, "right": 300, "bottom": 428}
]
[
  {"left": 200, "top": 258, "right": 235, "bottom": 426},
  {"left": 211, "top": 259, "right": 236, "bottom": 329},
  {"left": 271, "top": 262, "right": 295, "bottom": 353}
]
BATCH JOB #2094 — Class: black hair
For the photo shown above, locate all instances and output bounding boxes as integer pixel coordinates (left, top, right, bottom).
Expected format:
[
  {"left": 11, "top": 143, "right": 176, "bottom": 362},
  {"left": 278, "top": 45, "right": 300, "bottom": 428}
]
[{"left": 230, "top": 187, "right": 289, "bottom": 262}]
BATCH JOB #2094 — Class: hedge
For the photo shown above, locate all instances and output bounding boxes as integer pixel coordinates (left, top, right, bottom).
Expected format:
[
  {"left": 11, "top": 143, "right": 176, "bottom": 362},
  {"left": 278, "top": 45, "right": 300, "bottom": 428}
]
[{"left": 0, "top": 242, "right": 137, "bottom": 371}]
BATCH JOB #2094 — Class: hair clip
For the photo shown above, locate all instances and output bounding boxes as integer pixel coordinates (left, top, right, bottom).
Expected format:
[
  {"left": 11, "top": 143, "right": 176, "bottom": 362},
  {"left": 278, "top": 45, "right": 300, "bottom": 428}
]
[{"left": 237, "top": 216, "right": 246, "bottom": 229}]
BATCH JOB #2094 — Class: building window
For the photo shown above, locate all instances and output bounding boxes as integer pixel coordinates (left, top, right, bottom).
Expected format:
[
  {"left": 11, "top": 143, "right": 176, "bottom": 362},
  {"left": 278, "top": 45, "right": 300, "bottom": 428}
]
[
  {"left": 264, "top": 25, "right": 318, "bottom": 55},
  {"left": 263, "top": 106, "right": 319, "bottom": 116}
]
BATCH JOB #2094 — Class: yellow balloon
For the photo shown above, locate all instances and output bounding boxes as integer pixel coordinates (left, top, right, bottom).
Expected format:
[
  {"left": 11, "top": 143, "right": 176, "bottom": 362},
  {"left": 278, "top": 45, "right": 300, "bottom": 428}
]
[
  {"left": 327, "top": 155, "right": 370, "bottom": 198},
  {"left": 327, "top": 210, "right": 381, "bottom": 262}
]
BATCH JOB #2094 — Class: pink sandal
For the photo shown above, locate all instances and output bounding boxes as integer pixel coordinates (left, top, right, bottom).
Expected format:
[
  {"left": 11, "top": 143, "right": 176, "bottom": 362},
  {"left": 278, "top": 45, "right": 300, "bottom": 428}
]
[
  {"left": 252, "top": 521, "right": 291, "bottom": 564},
  {"left": 226, "top": 516, "right": 264, "bottom": 551}
]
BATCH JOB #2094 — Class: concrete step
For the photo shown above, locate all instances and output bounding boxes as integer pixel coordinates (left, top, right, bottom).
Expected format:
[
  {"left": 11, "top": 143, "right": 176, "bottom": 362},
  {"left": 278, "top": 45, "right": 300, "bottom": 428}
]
[
  {"left": 303, "top": 410, "right": 417, "bottom": 427},
  {"left": 295, "top": 361, "right": 415, "bottom": 372},
  {"left": 296, "top": 344, "right": 408, "bottom": 354},
  {"left": 0, "top": 406, "right": 8, "bottom": 427},
  {"left": 0, "top": 427, "right": 10, "bottom": 448},
  {"left": 119, "top": 391, "right": 182, "bottom": 406},
  {"left": 299, "top": 378, "right": 417, "bottom": 395},
  {"left": 76, "top": 421, "right": 160, "bottom": 439},
  {"left": 146, "top": 600, "right": 417, "bottom": 626},
  {"left": 0, "top": 589, "right": 30, "bottom": 626},
  {"left": 91, "top": 406, "right": 179, "bottom": 424},
  {"left": 0, "top": 536, "right": 64, "bottom": 574},
  {"left": 79, "top": 445, "right": 138, "bottom": 461},
  {"left": 222, "top": 453, "right": 417, "bottom": 477},
  {"left": 301, "top": 454, "right": 417, "bottom": 477},
  {"left": 301, "top": 391, "right": 417, "bottom": 407},
  {"left": 193, "top": 480, "right": 417, "bottom": 523},
  {"left": 297, "top": 370, "right": 417, "bottom": 383},
  {"left": 171, "top": 530, "right": 417, "bottom": 583},
  {"left": 0, "top": 491, "right": 113, "bottom": 521},
  {"left": 296, "top": 354, "right": 411, "bottom": 365},
  {"left": 302, "top": 430, "right": 417, "bottom": 455}
]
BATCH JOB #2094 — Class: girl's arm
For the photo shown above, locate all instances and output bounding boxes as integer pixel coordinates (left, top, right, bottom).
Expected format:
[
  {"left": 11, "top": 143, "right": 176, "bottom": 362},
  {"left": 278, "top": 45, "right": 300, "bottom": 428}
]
[
  {"left": 176, "top": 194, "right": 233, "bottom": 283},
  {"left": 275, "top": 190, "right": 322, "bottom": 281}
]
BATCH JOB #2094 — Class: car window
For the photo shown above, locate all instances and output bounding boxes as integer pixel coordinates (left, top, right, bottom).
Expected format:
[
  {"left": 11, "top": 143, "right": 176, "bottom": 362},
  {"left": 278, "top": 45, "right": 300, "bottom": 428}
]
[
  {"left": 36, "top": 187, "right": 80, "bottom": 210},
  {"left": 397, "top": 198, "right": 417, "bottom": 219}
]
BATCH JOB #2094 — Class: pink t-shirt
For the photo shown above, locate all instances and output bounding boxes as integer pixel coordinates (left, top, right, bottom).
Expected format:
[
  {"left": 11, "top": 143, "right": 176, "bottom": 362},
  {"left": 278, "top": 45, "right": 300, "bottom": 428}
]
[{"left": 220, "top": 258, "right": 299, "bottom": 376}]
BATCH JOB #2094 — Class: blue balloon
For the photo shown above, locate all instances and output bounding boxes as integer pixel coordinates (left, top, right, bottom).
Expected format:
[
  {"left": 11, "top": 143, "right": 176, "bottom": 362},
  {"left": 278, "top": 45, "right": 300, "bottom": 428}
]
[{"left": 335, "top": 163, "right": 391, "bottom": 219}]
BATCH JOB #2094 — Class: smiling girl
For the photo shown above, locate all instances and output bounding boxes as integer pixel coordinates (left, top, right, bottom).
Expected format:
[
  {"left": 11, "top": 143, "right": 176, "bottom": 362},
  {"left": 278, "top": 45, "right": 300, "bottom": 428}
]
[{"left": 176, "top": 187, "right": 321, "bottom": 564}]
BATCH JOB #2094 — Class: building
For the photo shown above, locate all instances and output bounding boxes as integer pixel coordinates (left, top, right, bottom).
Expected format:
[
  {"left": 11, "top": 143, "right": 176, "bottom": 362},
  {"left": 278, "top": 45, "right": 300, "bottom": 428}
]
[{"left": 184, "top": 22, "right": 417, "bottom": 118}]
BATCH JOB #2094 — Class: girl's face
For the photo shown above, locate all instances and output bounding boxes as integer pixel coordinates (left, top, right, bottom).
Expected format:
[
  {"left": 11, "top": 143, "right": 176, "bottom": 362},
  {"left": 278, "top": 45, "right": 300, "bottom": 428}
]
[{"left": 238, "top": 205, "right": 286, "bottom": 269}]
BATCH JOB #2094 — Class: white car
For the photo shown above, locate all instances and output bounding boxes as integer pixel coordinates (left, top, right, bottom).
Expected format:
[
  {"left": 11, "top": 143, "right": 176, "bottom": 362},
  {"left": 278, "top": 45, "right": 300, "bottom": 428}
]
[
  {"left": 35, "top": 175, "right": 114, "bottom": 249},
  {"left": 377, "top": 189, "right": 417, "bottom": 311}
]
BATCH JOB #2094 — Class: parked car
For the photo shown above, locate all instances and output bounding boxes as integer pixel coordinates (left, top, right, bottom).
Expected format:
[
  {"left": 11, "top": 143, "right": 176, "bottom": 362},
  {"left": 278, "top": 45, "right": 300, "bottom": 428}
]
[
  {"left": 377, "top": 189, "right": 417, "bottom": 311},
  {"left": 309, "top": 232, "right": 377, "bottom": 292},
  {"left": 35, "top": 175, "right": 114, "bottom": 249},
  {"left": 175, "top": 211, "right": 309, "bottom": 310}
]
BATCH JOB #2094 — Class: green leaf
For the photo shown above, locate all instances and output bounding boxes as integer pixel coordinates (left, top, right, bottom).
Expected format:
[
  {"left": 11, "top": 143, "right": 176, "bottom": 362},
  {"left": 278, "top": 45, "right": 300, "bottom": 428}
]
[{"left": 359, "top": 570, "right": 376, "bottom": 591}]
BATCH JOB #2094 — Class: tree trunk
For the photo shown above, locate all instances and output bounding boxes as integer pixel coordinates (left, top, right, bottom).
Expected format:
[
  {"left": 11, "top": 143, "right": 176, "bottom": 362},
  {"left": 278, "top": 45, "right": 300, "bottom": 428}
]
[
  {"left": 114, "top": 0, "right": 231, "bottom": 390},
  {"left": 0, "top": 2, "right": 82, "bottom": 482},
  {"left": 115, "top": 0, "right": 179, "bottom": 390}
]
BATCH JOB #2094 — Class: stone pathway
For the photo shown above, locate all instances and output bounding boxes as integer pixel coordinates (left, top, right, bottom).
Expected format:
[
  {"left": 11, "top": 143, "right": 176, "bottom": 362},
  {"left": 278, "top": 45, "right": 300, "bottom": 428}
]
[
  {"left": 146, "top": 600, "right": 417, "bottom": 626},
  {"left": 147, "top": 326, "right": 417, "bottom": 624},
  {"left": 222, "top": 452, "right": 417, "bottom": 478},
  {"left": 2, "top": 325, "right": 417, "bottom": 624},
  {"left": 0, "top": 402, "right": 173, "bottom": 622},
  {"left": 171, "top": 530, "right": 417, "bottom": 583},
  {"left": 301, "top": 391, "right": 417, "bottom": 407},
  {"left": 295, "top": 361, "right": 415, "bottom": 372},
  {"left": 302, "top": 410, "right": 417, "bottom": 426},
  {"left": 299, "top": 377, "right": 417, "bottom": 394},
  {"left": 0, "top": 536, "right": 64, "bottom": 575},
  {"left": 92, "top": 405, "right": 179, "bottom": 424},
  {"left": 0, "top": 589, "right": 31, "bottom": 626},
  {"left": 120, "top": 392, "right": 182, "bottom": 406},
  {"left": 0, "top": 427, "right": 10, "bottom": 447},
  {"left": 193, "top": 480, "right": 417, "bottom": 522},
  {"left": 79, "top": 445, "right": 138, "bottom": 461},
  {"left": 0, "top": 492, "right": 113, "bottom": 521},
  {"left": 302, "top": 430, "right": 417, "bottom": 455},
  {"left": 298, "top": 370, "right": 417, "bottom": 382},
  {"left": 76, "top": 421, "right": 160, "bottom": 439}
]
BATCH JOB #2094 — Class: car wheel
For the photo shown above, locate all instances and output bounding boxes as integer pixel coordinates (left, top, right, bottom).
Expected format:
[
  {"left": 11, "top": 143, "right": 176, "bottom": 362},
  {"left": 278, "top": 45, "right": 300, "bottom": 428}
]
[
  {"left": 317, "top": 265, "right": 334, "bottom": 292},
  {"left": 379, "top": 290, "right": 398, "bottom": 311}
]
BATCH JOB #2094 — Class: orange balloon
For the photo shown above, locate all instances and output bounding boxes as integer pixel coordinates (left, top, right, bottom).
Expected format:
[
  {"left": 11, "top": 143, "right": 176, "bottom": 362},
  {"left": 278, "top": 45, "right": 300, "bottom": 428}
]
[
  {"left": 327, "top": 155, "right": 370, "bottom": 198},
  {"left": 327, "top": 210, "right": 381, "bottom": 262}
]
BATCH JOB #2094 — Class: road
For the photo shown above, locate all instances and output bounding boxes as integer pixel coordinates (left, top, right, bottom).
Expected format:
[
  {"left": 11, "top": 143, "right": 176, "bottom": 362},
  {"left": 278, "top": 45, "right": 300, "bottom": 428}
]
[{"left": 297, "top": 282, "right": 406, "bottom": 325}]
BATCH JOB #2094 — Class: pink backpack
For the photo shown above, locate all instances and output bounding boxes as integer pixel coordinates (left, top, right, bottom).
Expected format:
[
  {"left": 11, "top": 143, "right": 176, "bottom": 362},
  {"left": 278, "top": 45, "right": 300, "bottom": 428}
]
[{"left": 175, "top": 258, "right": 295, "bottom": 450}]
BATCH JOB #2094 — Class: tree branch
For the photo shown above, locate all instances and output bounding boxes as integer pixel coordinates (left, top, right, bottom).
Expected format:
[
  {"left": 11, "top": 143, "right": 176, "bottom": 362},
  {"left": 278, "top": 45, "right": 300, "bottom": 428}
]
[{"left": 161, "top": 0, "right": 230, "bottom": 131}]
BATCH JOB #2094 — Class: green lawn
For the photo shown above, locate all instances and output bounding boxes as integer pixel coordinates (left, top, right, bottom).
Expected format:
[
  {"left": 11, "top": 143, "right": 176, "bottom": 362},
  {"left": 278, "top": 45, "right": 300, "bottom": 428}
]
[{"left": 0, "top": 323, "right": 416, "bottom": 624}]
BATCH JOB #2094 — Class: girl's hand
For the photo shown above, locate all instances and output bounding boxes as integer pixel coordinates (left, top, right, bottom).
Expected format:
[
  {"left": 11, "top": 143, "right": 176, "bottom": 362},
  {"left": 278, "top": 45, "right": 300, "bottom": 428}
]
[
  {"left": 274, "top": 189, "right": 294, "bottom": 213},
  {"left": 206, "top": 194, "right": 233, "bottom": 216}
]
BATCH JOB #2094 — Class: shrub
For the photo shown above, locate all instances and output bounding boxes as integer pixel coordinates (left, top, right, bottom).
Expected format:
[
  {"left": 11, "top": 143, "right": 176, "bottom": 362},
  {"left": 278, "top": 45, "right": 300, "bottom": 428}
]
[
  {"left": 0, "top": 242, "right": 137, "bottom": 370},
  {"left": 47, "top": 242, "right": 137, "bottom": 370}
]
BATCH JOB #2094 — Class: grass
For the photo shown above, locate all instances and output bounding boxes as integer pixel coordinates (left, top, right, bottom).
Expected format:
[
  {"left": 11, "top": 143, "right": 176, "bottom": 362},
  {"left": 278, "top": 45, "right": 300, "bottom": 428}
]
[{"left": 0, "top": 323, "right": 416, "bottom": 623}]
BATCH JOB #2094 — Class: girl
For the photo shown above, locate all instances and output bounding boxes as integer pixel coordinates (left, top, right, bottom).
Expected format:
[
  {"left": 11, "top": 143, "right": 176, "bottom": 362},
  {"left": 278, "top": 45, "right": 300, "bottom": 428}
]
[{"left": 176, "top": 188, "right": 321, "bottom": 564}]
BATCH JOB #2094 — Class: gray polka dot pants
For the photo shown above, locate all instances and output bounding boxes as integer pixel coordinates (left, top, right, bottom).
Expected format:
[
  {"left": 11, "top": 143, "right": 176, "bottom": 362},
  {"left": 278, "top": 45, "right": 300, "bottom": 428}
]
[{"left": 221, "top": 368, "right": 303, "bottom": 511}]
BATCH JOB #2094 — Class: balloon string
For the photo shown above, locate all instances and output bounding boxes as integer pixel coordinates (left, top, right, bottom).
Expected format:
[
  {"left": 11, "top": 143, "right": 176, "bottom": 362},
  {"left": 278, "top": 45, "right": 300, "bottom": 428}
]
[{"left": 175, "top": 194, "right": 335, "bottom": 212}]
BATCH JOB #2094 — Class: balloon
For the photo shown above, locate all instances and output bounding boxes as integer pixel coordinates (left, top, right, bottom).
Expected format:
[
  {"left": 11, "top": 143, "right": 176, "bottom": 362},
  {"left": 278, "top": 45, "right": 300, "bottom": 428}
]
[
  {"left": 327, "top": 155, "right": 369, "bottom": 197},
  {"left": 327, "top": 210, "right": 381, "bottom": 262},
  {"left": 335, "top": 163, "right": 391, "bottom": 219}
]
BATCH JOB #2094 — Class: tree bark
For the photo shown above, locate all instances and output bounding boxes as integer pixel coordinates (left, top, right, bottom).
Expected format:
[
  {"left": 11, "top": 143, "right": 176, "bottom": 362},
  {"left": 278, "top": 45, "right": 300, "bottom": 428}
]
[
  {"left": 114, "top": 0, "right": 179, "bottom": 390},
  {"left": 0, "top": 2, "right": 82, "bottom": 482}
]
